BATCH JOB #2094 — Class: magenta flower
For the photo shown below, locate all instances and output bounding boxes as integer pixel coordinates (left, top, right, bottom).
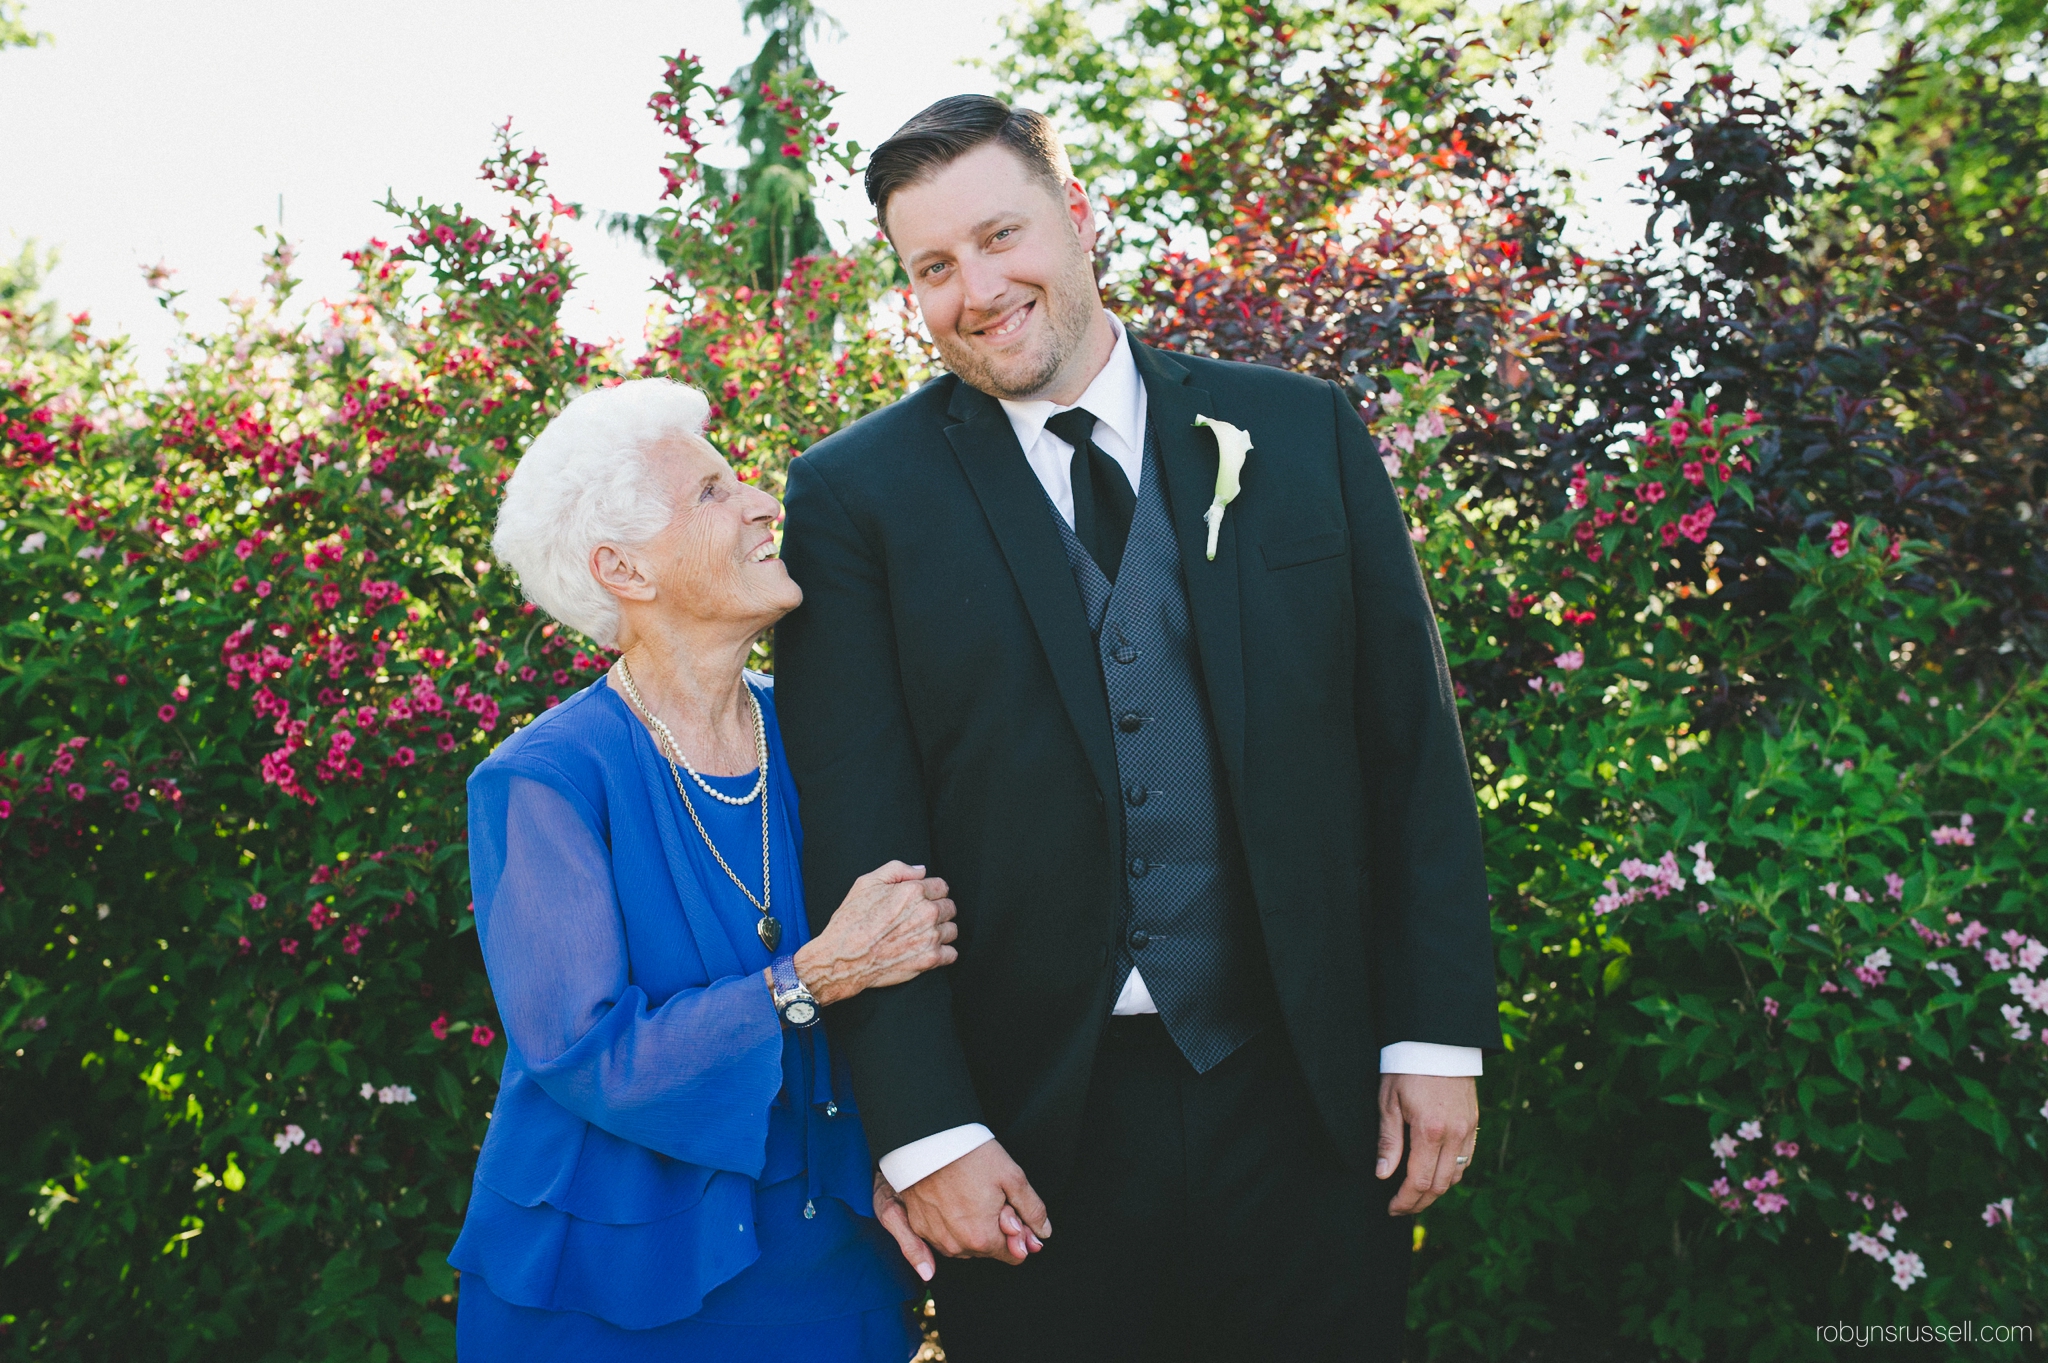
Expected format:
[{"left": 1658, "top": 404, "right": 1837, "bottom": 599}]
[
  {"left": 278, "top": 937, "right": 299, "bottom": 956},
  {"left": 304, "top": 1138, "right": 323, "bottom": 1155},
  {"left": 1884, "top": 873, "right": 1904, "bottom": 900},
  {"left": 157, "top": 704, "right": 177, "bottom": 722},
  {"left": 1753, "top": 1191, "right": 1788, "bottom": 1214},
  {"left": 1555, "top": 650, "right": 1584, "bottom": 671},
  {"left": 248, "top": 893, "right": 268, "bottom": 911},
  {"left": 1761, "top": 996, "right": 1779, "bottom": 1018},
  {"left": 471, "top": 1024, "right": 497, "bottom": 1047},
  {"left": 430, "top": 1012, "right": 449, "bottom": 1040},
  {"left": 1772, "top": 1140, "right": 1798, "bottom": 1158}
]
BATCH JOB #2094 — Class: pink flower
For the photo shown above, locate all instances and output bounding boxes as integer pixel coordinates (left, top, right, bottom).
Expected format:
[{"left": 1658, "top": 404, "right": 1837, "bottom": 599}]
[
  {"left": 255, "top": 579, "right": 273, "bottom": 597},
  {"left": 1761, "top": 997, "right": 1779, "bottom": 1018},
  {"left": 430, "top": 1012, "right": 449, "bottom": 1040},
  {"left": 1736, "top": 1120, "right": 1762, "bottom": 1142},
  {"left": 1895, "top": 1056, "right": 1911, "bottom": 1071},
  {"left": 249, "top": 893, "right": 268, "bottom": 911},
  {"left": 1555, "top": 650, "right": 1584, "bottom": 671},
  {"left": 304, "top": 1138, "right": 323, "bottom": 1155},
  {"left": 471, "top": 1024, "right": 497, "bottom": 1047},
  {"left": 1772, "top": 1140, "right": 1798, "bottom": 1157},
  {"left": 1709, "top": 1134, "right": 1739, "bottom": 1164},
  {"left": 1891, "top": 1202, "right": 1908, "bottom": 1222},
  {"left": 307, "top": 904, "right": 334, "bottom": 930},
  {"left": 66, "top": 782, "right": 85, "bottom": 801},
  {"left": 1708, "top": 1177, "right": 1731, "bottom": 1197},
  {"left": 236, "top": 936, "right": 251, "bottom": 956},
  {"left": 1682, "top": 461, "right": 1705, "bottom": 486},
  {"left": 1983, "top": 1198, "right": 2015, "bottom": 1227},
  {"left": 1884, "top": 873, "right": 1904, "bottom": 900},
  {"left": 1847, "top": 1231, "right": 1890, "bottom": 1261},
  {"left": 158, "top": 704, "right": 178, "bottom": 722},
  {"left": 1986, "top": 949, "right": 2012, "bottom": 972},
  {"left": 1958, "top": 920, "right": 1989, "bottom": 949},
  {"left": 278, "top": 937, "right": 299, "bottom": 956},
  {"left": 1828, "top": 521, "right": 1852, "bottom": 558},
  {"left": 1888, "top": 1250, "right": 1925, "bottom": 1290},
  {"left": 1640, "top": 480, "right": 1666, "bottom": 504},
  {"left": 437, "top": 732, "right": 457, "bottom": 753},
  {"left": 1753, "top": 1191, "right": 1788, "bottom": 1214}
]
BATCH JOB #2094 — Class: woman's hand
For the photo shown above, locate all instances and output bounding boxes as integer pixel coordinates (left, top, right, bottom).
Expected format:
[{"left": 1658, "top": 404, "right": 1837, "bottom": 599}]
[
  {"left": 793, "top": 861, "right": 957, "bottom": 1006},
  {"left": 874, "top": 1168, "right": 936, "bottom": 1283}
]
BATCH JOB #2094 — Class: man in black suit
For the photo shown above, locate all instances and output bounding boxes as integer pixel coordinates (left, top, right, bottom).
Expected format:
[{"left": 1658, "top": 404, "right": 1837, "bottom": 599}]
[{"left": 776, "top": 95, "right": 1499, "bottom": 1362}]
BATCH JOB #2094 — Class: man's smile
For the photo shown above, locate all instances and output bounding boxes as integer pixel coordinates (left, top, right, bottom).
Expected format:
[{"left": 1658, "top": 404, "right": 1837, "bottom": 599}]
[{"left": 971, "top": 299, "right": 1036, "bottom": 344}]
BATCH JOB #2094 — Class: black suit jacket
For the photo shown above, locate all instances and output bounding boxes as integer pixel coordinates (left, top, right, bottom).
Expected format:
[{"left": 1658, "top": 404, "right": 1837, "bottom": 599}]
[{"left": 776, "top": 339, "right": 1499, "bottom": 1189}]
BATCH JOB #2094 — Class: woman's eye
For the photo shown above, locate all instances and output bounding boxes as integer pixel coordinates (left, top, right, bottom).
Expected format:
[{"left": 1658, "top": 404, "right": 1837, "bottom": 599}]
[
  {"left": 991, "top": 228, "right": 1014, "bottom": 244},
  {"left": 699, "top": 484, "right": 718, "bottom": 503}
]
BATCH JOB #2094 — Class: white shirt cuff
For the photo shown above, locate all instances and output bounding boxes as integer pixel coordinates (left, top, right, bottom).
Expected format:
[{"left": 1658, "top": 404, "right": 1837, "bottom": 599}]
[
  {"left": 878, "top": 1123, "right": 995, "bottom": 1193},
  {"left": 1378, "top": 1041, "right": 1484, "bottom": 1077}
]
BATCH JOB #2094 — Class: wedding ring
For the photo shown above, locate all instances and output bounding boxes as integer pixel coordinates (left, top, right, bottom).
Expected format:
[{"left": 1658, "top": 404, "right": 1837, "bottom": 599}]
[{"left": 1454, "top": 1154, "right": 1469, "bottom": 1164}]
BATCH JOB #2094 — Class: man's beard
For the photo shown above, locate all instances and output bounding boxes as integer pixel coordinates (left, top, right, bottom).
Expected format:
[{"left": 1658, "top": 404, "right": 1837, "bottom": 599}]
[{"left": 937, "top": 253, "right": 1100, "bottom": 402}]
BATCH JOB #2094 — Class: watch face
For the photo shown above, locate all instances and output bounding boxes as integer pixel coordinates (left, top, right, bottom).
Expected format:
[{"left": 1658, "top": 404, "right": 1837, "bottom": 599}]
[{"left": 782, "top": 998, "right": 819, "bottom": 1028}]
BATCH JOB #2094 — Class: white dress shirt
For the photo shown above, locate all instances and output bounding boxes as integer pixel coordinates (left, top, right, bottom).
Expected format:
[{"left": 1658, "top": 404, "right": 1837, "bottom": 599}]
[{"left": 875, "top": 314, "right": 1482, "bottom": 1194}]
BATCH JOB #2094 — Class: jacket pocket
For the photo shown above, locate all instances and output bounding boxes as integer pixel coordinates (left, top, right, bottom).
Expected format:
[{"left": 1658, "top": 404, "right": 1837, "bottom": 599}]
[{"left": 1261, "top": 528, "right": 1347, "bottom": 570}]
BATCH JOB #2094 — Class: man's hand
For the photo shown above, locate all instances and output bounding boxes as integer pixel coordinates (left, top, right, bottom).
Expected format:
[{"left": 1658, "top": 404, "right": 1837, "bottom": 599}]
[
  {"left": 900, "top": 1139, "right": 1050, "bottom": 1266},
  {"left": 1376, "top": 1073, "right": 1479, "bottom": 1215}
]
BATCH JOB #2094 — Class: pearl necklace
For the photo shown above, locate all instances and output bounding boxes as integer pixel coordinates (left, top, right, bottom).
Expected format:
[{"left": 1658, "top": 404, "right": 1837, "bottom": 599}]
[{"left": 615, "top": 658, "right": 783, "bottom": 952}]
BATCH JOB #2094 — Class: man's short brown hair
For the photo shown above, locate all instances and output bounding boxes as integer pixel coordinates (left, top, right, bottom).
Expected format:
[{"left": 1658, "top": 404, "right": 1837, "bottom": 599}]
[{"left": 864, "top": 95, "right": 1073, "bottom": 237}]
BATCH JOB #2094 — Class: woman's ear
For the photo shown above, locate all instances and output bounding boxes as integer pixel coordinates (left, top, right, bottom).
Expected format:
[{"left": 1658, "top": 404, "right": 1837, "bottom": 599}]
[{"left": 591, "top": 542, "right": 659, "bottom": 605}]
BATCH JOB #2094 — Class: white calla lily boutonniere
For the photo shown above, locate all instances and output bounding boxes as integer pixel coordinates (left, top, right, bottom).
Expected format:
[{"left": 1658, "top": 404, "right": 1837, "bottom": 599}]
[{"left": 1192, "top": 414, "right": 1253, "bottom": 561}]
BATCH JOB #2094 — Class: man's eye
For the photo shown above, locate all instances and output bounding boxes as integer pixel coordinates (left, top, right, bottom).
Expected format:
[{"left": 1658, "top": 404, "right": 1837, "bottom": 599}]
[
  {"left": 992, "top": 228, "right": 1014, "bottom": 242},
  {"left": 923, "top": 262, "right": 947, "bottom": 279}
]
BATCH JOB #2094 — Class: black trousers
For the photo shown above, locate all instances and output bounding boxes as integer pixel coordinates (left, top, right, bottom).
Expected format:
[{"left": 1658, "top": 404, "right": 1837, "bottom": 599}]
[{"left": 933, "top": 1015, "right": 1411, "bottom": 1363}]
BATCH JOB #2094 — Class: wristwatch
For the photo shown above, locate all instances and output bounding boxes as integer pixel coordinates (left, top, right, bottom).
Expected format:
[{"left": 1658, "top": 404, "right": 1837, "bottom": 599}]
[{"left": 769, "top": 954, "right": 819, "bottom": 1029}]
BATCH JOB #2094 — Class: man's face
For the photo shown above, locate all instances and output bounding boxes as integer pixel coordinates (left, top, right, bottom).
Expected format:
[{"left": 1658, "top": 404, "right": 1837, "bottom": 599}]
[{"left": 887, "top": 141, "right": 1103, "bottom": 402}]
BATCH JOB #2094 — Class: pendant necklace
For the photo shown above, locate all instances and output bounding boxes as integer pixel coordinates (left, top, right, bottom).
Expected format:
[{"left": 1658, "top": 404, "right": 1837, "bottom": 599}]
[{"left": 615, "top": 658, "right": 781, "bottom": 952}]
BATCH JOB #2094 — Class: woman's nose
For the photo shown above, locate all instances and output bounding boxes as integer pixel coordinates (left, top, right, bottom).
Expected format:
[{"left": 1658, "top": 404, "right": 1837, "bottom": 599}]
[{"left": 746, "top": 484, "right": 784, "bottom": 524}]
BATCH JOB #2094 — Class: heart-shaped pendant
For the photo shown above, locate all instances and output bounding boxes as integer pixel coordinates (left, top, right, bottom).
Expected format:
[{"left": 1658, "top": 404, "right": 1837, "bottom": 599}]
[{"left": 757, "top": 916, "right": 783, "bottom": 953}]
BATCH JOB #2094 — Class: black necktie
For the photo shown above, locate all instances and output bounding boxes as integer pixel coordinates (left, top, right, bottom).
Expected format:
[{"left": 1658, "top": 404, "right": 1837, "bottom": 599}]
[{"left": 1046, "top": 406, "right": 1136, "bottom": 582}]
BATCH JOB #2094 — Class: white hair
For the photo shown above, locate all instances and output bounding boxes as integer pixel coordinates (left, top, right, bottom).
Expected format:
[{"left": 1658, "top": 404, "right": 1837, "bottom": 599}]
[{"left": 492, "top": 379, "right": 711, "bottom": 647}]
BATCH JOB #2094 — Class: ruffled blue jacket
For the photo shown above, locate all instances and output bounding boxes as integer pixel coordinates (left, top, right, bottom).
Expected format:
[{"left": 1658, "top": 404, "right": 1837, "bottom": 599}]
[{"left": 450, "top": 674, "right": 901, "bottom": 1330}]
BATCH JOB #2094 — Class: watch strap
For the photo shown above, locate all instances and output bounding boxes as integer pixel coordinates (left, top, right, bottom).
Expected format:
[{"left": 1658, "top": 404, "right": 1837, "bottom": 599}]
[{"left": 769, "top": 954, "right": 803, "bottom": 998}]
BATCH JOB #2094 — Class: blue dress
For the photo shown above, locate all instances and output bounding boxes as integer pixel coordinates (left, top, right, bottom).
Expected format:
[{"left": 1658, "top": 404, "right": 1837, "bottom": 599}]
[{"left": 451, "top": 673, "right": 918, "bottom": 1360}]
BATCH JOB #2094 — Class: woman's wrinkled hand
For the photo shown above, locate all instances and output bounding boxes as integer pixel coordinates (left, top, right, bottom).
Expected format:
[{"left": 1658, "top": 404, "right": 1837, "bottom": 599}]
[
  {"left": 793, "top": 861, "right": 957, "bottom": 1006},
  {"left": 874, "top": 1167, "right": 935, "bottom": 1283}
]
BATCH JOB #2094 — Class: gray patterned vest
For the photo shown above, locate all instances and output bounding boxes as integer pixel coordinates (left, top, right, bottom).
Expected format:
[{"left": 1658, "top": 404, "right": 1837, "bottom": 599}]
[{"left": 1043, "top": 423, "right": 1277, "bottom": 1073}]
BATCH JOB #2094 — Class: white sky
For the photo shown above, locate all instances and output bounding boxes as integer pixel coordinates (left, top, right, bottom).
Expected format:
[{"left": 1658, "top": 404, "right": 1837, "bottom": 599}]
[
  {"left": 1, "top": 0, "right": 1879, "bottom": 380},
  {"left": 0, "top": 0, "right": 1005, "bottom": 374}
]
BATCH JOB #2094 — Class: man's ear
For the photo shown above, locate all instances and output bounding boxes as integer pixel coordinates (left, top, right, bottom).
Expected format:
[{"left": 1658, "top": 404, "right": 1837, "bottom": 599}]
[
  {"left": 1064, "top": 177, "right": 1097, "bottom": 251},
  {"left": 591, "top": 542, "right": 658, "bottom": 605}
]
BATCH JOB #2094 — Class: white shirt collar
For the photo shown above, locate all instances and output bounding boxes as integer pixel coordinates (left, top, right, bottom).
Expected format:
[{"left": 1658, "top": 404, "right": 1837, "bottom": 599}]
[{"left": 996, "top": 312, "right": 1144, "bottom": 455}]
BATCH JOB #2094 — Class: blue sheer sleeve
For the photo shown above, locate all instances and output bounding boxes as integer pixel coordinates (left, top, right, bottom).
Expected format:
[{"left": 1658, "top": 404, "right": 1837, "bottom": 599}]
[{"left": 472, "top": 763, "right": 785, "bottom": 1174}]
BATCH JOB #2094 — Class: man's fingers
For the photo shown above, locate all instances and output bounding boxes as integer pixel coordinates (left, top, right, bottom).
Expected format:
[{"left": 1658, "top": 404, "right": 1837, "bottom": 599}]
[
  {"left": 871, "top": 860, "right": 926, "bottom": 884},
  {"left": 1001, "top": 1173, "right": 1052, "bottom": 1239},
  {"left": 1374, "top": 1076, "right": 1405, "bottom": 1181}
]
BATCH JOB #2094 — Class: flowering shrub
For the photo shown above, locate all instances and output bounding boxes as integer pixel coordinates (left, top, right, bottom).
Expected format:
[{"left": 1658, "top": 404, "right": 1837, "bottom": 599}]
[
  {"left": 0, "top": 52, "right": 914, "bottom": 1359},
  {"left": 1009, "top": 3, "right": 2046, "bottom": 1356}
]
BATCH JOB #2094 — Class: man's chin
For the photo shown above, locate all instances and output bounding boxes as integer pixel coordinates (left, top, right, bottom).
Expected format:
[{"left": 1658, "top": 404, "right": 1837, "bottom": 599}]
[{"left": 945, "top": 342, "right": 1062, "bottom": 402}]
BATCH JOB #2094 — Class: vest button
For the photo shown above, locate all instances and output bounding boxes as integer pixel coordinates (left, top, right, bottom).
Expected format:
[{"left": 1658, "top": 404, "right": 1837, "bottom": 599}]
[
  {"left": 1116, "top": 710, "right": 1143, "bottom": 733},
  {"left": 1127, "top": 929, "right": 1150, "bottom": 950},
  {"left": 1123, "top": 782, "right": 1147, "bottom": 807},
  {"left": 1127, "top": 857, "right": 1149, "bottom": 879},
  {"left": 1111, "top": 645, "right": 1139, "bottom": 664}
]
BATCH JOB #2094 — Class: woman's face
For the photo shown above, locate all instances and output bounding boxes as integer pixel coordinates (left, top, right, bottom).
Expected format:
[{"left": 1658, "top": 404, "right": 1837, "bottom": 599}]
[{"left": 603, "top": 435, "right": 800, "bottom": 640}]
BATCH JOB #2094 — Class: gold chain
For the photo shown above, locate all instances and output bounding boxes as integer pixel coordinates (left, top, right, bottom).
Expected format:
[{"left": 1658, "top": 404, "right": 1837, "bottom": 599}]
[{"left": 614, "top": 659, "right": 771, "bottom": 923}]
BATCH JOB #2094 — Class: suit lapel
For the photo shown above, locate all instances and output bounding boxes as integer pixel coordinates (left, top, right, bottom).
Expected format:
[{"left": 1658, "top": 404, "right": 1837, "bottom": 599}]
[
  {"left": 1134, "top": 341, "right": 1248, "bottom": 794},
  {"left": 942, "top": 381, "right": 1121, "bottom": 813}
]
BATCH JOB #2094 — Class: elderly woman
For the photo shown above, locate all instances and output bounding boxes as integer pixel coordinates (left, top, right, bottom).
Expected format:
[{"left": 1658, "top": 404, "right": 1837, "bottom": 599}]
[{"left": 450, "top": 379, "right": 954, "bottom": 1360}]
